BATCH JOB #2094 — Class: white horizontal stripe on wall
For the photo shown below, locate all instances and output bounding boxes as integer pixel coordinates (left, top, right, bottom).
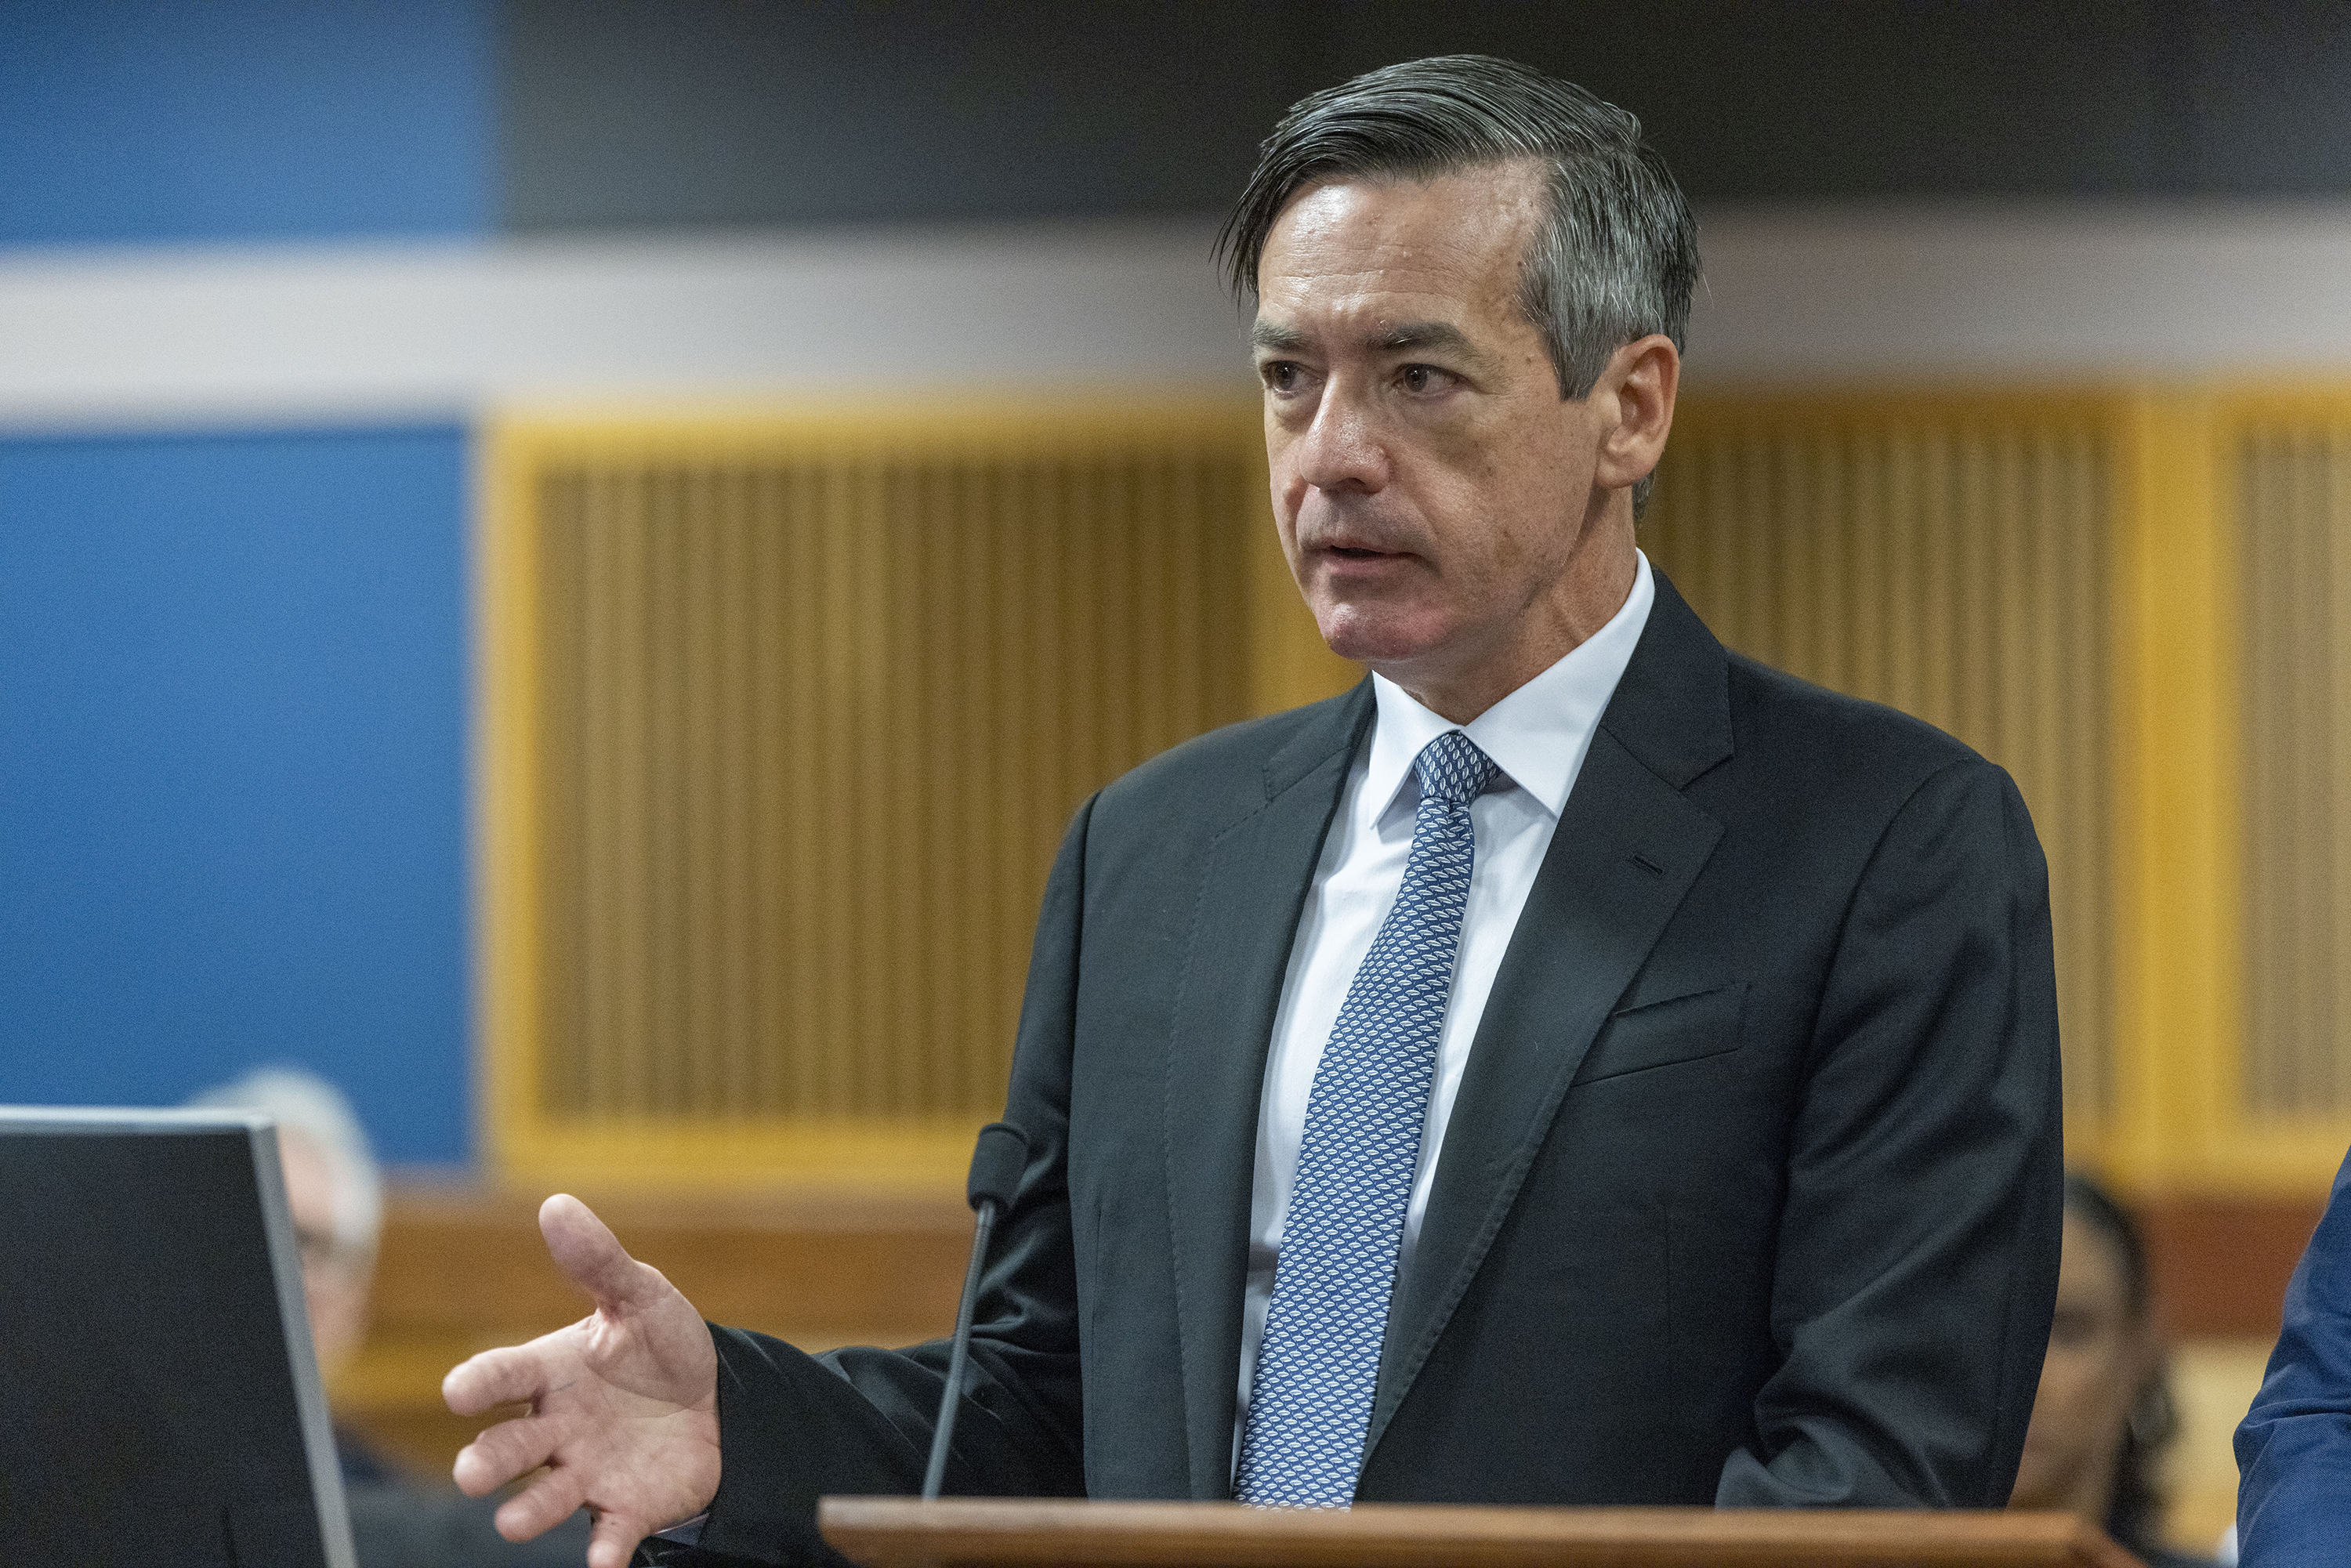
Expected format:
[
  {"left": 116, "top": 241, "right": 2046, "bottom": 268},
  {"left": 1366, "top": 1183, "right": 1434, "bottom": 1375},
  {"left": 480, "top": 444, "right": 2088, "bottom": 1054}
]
[
  {"left": 0, "top": 222, "right": 1248, "bottom": 429},
  {"left": 10, "top": 205, "right": 2351, "bottom": 429},
  {"left": 1691, "top": 203, "right": 2351, "bottom": 384}
]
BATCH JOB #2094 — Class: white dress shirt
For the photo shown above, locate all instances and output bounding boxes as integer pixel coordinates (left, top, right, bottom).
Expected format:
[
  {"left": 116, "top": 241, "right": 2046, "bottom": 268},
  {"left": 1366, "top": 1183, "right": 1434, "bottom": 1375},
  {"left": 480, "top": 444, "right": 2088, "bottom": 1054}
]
[{"left": 1232, "top": 550, "right": 1656, "bottom": 1463}]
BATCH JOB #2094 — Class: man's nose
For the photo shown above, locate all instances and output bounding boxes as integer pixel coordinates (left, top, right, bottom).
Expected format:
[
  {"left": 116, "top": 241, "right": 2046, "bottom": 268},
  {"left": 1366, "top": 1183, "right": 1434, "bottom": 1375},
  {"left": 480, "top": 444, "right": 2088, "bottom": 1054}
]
[{"left": 1291, "top": 384, "right": 1389, "bottom": 494}]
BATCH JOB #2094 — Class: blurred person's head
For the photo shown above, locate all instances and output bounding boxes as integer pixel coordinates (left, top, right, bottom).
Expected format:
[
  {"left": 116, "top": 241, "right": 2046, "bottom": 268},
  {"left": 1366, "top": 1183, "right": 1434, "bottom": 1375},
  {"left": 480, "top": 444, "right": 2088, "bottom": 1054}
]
[
  {"left": 2010, "top": 1171, "right": 2175, "bottom": 1549},
  {"left": 188, "top": 1066, "right": 382, "bottom": 1378}
]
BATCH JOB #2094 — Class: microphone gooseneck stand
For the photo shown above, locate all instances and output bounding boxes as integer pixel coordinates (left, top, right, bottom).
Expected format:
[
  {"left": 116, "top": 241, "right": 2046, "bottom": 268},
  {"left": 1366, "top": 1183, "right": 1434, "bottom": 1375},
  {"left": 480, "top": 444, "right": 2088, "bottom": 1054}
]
[{"left": 921, "top": 1121, "right": 1030, "bottom": 1501}]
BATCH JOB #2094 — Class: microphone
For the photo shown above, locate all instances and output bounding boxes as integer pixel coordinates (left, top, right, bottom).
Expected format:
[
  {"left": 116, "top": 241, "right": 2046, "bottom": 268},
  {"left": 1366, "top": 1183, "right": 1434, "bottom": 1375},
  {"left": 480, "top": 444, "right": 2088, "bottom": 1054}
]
[{"left": 921, "top": 1121, "right": 1030, "bottom": 1501}]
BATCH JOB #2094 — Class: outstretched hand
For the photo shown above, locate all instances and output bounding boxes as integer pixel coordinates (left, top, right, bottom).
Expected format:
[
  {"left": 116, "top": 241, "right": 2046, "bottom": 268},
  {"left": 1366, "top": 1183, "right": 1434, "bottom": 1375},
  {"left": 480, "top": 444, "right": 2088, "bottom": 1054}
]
[{"left": 443, "top": 1194, "right": 722, "bottom": 1568}]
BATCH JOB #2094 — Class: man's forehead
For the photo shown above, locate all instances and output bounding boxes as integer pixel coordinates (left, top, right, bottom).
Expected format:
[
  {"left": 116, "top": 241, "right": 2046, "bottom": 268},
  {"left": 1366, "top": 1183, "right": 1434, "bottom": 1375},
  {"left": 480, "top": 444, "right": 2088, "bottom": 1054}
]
[
  {"left": 1254, "top": 168, "right": 1541, "bottom": 331},
  {"left": 1276, "top": 158, "right": 1549, "bottom": 223},
  {"left": 1263, "top": 163, "right": 1545, "bottom": 259}
]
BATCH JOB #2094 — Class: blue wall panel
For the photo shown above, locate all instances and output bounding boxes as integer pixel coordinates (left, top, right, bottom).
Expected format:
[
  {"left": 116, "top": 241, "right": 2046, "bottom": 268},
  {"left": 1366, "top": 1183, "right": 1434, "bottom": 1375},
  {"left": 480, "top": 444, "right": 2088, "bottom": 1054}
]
[
  {"left": 0, "top": 428, "right": 472, "bottom": 1164},
  {"left": 0, "top": 0, "right": 492, "bottom": 245}
]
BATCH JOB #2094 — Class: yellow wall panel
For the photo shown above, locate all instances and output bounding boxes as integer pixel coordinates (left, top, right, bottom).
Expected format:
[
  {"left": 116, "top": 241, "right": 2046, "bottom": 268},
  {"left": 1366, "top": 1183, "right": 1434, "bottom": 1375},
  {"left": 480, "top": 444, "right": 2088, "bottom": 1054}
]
[
  {"left": 1643, "top": 394, "right": 2119, "bottom": 1152},
  {"left": 2204, "top": 389, "right": 2351, "bottom": 1187},
  {"left": 482, "top": 400, "right": 1278, "bottom": 1186},
  {"left": 479, "top": 386, "right": 2351, "bottom": 1199}
]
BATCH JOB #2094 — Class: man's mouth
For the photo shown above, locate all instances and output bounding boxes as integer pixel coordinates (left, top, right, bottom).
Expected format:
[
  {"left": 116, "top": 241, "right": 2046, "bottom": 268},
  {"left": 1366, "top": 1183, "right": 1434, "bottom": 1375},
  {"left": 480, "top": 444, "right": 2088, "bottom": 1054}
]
[{"left": 1308, "top": 530, "right": 1407, "bottom": 557}]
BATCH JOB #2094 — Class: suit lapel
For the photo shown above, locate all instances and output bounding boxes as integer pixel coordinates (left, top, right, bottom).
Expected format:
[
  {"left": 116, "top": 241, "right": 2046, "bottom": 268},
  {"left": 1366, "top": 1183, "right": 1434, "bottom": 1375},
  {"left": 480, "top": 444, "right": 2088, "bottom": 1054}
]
[
  {"left": 1161, "top": 681, "right": 1371, "bottom": 1498},
  {"left": 1366, "top": 571, "right": 1734, "bottom": 1455}
]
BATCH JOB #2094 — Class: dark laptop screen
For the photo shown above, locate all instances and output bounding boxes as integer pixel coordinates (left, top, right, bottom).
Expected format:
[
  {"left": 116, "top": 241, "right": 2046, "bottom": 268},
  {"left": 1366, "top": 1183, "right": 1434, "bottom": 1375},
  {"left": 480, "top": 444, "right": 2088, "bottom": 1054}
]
[{"left": 0, "top": 1108, "right": 357, "bottom": 1567}]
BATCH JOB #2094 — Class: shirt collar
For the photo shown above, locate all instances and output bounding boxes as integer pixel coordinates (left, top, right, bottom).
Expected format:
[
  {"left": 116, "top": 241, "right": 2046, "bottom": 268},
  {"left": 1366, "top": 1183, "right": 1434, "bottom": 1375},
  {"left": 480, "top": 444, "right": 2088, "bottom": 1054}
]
[{"left": 1361, "top": 549, "right": 1656, "bottom": 827}]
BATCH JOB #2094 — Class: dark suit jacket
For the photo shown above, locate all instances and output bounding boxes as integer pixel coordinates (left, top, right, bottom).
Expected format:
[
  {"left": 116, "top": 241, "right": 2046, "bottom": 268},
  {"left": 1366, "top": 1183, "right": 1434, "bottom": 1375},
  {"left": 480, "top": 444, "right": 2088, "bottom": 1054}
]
[{"left": 691, "top": 571, "right": 2064, "bottom": 1566}]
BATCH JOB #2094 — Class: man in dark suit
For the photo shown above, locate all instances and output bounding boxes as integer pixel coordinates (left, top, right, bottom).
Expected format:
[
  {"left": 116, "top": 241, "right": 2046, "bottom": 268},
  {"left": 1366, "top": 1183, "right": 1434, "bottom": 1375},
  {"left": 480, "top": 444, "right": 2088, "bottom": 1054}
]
[{"left": 444, "top": 56, "right": 2063, "bottom": 1568}]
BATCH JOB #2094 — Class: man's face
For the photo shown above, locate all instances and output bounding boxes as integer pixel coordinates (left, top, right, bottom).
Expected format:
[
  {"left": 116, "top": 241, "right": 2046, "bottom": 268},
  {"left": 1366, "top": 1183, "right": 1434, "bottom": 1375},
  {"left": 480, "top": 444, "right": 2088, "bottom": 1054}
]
[
  {"left": 2010, "top": 1210, "right": 2154, "bottom": 1513},
  {"left": 1252, "top": 162, "right": 1627, "bottom": 704},
  {"left": 280, "top": 1130, "right": 371, "bottom": 1378}
]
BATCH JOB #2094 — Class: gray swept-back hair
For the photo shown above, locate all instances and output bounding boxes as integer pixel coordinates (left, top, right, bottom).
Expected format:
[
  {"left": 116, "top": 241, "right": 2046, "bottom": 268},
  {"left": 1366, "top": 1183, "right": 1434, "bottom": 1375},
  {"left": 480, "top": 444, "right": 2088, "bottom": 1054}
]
[
  {"left": 190, "top": 1065, "right": 383, "bottom": 1259},
  {"left": 1216, "top": 55, "right": 1699, "bottom": 514}
]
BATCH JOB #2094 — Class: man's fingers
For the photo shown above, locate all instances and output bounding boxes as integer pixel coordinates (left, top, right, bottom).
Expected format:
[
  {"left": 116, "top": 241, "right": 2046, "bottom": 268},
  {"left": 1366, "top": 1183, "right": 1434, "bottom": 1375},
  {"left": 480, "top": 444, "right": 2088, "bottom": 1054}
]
[
  {"left": 491, "top": 1463, "right": 586, "bottom": 1544},
  {"left": 443, "top": 1340, "right": 563, "bottom": 1418},
  {"left": 451, "top": 1410, "right": 561, "bottom": 1498},
  {"left": 585, "top": 1509, "right": 655, "bottom": 1568},
  {"left": 539, "top": 1193, "right": 662, "bottom": 1312}
]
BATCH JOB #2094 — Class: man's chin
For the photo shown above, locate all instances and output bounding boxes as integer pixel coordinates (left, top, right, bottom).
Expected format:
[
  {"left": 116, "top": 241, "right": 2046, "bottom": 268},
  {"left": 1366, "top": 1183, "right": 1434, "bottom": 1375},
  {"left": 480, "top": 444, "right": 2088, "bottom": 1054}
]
[
  {"left": 1313, "top": 607, "right": 1454, "bottom": 668},
  {"left": 1317, "top": 630, "right": 1433, "bottom": 668}
]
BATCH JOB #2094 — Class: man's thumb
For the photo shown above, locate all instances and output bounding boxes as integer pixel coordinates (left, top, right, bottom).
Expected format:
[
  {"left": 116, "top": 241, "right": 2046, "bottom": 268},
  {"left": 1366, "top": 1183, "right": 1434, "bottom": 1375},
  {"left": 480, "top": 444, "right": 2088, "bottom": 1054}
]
[{"left": 539, "top": 1193, "right": 650, "bottom": 1309}]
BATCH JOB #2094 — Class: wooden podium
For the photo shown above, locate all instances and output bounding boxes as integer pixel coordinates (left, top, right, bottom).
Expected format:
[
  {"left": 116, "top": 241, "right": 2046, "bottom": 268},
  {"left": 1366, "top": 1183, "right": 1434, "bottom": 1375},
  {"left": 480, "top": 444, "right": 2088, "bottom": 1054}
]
[{"left": 817, "top": 1499, "right": 2144, "bottom": 1568}]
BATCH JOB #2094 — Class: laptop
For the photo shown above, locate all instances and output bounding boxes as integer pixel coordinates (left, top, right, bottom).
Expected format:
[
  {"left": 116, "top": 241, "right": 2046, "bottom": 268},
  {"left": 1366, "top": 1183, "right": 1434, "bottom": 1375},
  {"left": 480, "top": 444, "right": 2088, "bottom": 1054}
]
[{"left": 0, "top": 1106, "right": 360, "bottom": 1567}]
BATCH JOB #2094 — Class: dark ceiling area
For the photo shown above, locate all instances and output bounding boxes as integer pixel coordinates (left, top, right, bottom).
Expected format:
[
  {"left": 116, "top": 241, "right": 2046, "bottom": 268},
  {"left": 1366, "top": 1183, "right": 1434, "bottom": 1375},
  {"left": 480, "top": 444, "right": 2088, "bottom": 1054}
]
[{"left": 503, "top": 0, "right": 2351, "bottom": 233}]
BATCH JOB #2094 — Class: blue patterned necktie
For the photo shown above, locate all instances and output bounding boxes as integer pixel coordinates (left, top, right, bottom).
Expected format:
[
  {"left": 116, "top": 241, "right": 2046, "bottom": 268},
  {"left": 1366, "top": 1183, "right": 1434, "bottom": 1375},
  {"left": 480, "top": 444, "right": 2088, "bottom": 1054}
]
[{"left": 1235, "top": 729, "right": 1498, "bottom": 1507}]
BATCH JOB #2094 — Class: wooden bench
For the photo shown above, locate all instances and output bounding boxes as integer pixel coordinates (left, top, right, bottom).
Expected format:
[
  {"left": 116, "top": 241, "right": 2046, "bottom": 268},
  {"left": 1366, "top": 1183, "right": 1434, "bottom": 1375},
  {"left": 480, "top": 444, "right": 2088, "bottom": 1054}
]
[{"left": 335, "top": 1182, "right": 973, "bottom": 1474}]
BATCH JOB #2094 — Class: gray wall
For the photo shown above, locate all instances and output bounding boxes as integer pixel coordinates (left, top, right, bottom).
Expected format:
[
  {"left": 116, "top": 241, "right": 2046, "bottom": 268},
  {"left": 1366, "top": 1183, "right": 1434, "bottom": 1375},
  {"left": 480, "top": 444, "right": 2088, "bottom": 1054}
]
[{"left": 503, "top": 0, "right": 2351, "bottom": 233}]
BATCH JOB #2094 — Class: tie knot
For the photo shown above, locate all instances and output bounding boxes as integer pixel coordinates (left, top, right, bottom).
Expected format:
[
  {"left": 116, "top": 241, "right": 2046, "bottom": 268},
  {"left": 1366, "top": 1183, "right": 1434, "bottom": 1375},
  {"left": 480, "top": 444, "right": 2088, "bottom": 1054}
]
[{"left": 1413, "top": 730, "right": 1497, "bottom": 809}]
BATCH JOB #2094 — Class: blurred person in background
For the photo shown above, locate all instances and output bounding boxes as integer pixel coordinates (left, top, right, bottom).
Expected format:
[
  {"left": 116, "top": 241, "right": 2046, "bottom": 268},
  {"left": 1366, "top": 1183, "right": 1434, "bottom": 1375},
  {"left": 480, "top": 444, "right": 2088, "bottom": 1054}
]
[
  {"left": 190, "top": 1067, "right": 589, "bottom": 1568},
  {"left": 2237, "top": 1143, "right": 2351, "bottom": 1567},
  {"left": 2011, "top": 1172, "right": 2216, "bottom": 1568}
]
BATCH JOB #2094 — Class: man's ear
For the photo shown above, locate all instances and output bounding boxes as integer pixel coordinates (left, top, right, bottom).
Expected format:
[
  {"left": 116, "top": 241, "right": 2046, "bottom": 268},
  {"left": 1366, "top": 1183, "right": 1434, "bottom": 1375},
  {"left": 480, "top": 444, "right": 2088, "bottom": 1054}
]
[{"left": 1592, "top": 334, "right": 1679, "bottom": 494}]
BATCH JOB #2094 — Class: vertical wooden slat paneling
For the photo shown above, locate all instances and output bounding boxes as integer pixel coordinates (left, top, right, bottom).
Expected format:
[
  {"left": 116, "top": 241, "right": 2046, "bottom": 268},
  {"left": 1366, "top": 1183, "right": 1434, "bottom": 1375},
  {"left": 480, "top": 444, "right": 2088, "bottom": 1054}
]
[
  {"left": 745, "top": 468, "right": 784, "bottom": 1117},
  {"left": 640, "top": 469, "right": 680, "bottom": 1114},
  {"left": 777, "top": 464, "right": 821, "bottom": 1118},
  {"left": 511, "top": 407, "right": 1260, "bottom": 1139},
  {"left": 2331, "top": 434, "right": 2351, "bottom": 1113},
  {"left": 520, "top": 393, "right": 2351, "bottom": 1187},
  {"left": 501, "top": 390, "right": 2351, "bottom": 1191},
  {"left": 2052, "top": 433, "right": 2116, "bottom": 1120},
  {"left": 2241, "top": 433, "right": 2282, "bottom": 1113},
  {"left": 2305, "top": 433, "right": 2335, "bottom": 1110},
  {"left": 2238, "top": 419, "right": 2351, "bottom": 1119},
  {"left": 2255, "top": 432, "right": 2290, "bottom": 1112},
  {"left": 534, "top": 473, "right": 585, "bottom": 1114},
  {"left": 1643, "top": 400, "right": 2115, "bottom": 1135},
  {"left": 942, "top": 459, "right": 983, "bottom": 1114}
]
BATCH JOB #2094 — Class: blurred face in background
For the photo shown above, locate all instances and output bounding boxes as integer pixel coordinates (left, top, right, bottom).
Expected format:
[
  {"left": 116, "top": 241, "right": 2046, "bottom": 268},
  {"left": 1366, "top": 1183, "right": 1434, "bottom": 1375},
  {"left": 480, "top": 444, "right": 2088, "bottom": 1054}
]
[
  {"left": 280, "top": 1128, "right": 373, "bottom": 1379},
  {"left": 2010, "top": 1210, "right": 2158, "bottom": 1516}
]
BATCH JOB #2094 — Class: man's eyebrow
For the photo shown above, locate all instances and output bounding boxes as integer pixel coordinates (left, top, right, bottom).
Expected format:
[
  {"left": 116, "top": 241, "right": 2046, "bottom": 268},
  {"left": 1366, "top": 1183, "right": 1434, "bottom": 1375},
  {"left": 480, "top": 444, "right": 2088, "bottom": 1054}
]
[
  {"left": 1372, "top": 320, "right": 1487, "bottom": 363},
  {"left": 1373, "top": 320, "right": 1495, "bottom": 371},
  {"left": 1249, "top": 319, "right": 1494, "bottom": 366},
  {"left": 1249, "top": 321, "right": 1311, "bottom": 353}
]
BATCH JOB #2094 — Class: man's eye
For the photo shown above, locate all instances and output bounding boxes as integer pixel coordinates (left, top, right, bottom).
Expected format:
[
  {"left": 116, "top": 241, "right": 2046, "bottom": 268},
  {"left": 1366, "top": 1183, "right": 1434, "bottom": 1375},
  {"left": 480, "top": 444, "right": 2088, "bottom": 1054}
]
[
  {"left": 1399, "top": 364, "right": 1454, "bottom": 394},
  {"left": 1262, "top": 362, "right": 1302, "bottom": 393}
]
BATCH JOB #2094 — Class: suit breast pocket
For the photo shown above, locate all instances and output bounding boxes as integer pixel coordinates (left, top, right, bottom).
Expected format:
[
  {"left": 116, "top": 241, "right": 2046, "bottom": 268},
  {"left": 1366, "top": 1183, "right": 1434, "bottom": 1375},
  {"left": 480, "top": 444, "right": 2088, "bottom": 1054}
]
[{"left": 1570, "top": 982, "right": 1748, "bottom": 1087}]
